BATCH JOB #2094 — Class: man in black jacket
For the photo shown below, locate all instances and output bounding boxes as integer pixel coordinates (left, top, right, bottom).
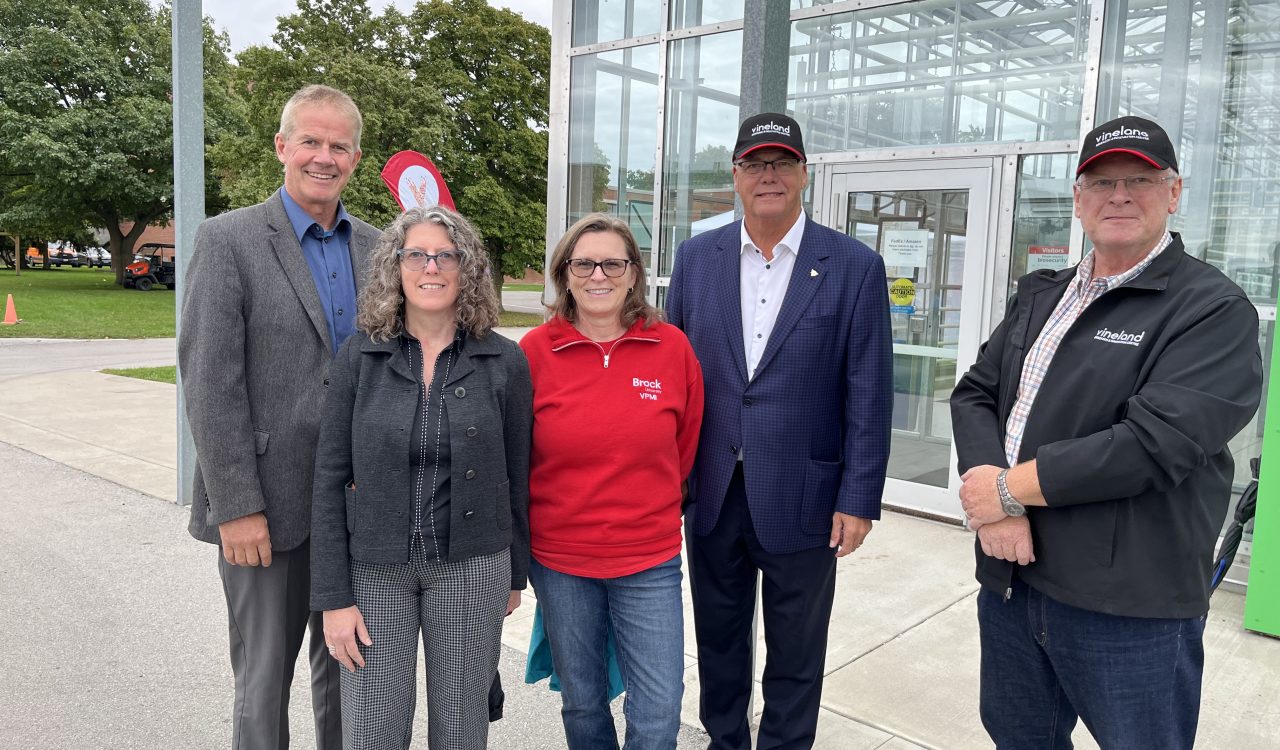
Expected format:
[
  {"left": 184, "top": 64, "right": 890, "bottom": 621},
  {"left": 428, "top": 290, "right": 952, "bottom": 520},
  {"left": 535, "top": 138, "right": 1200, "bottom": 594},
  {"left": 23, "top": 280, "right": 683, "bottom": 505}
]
[{"left": 950, "top": 116, "right": 1262, "bottom": 749}]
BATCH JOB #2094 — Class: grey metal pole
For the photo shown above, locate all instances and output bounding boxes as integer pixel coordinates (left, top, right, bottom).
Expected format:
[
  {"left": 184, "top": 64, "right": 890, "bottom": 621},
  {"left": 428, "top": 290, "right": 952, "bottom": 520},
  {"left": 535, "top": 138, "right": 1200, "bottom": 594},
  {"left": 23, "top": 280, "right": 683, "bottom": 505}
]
[
  {"left": 172, "top": 0, "right": 204, "bottom": 507},
  {"left": 740, "top": 0, "right": 790, "bottom": 119},
  {"left": 738, "top": 0, "right": 791, "bottom": 725}
]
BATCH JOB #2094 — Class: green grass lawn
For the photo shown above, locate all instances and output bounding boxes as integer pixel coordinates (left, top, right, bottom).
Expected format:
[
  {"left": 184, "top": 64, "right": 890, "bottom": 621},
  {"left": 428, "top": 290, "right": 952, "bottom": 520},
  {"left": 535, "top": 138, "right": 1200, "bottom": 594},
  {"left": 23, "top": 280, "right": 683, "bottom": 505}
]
[
  {"left": 498, "top": 311, "right": 543, "bottom": 327},
  {"left": 0, "top": 267, "right": 176, "bottom": 338},
  {"left": 102, "top": 365, "right": 177, "bottom": 384},
  {"left": 501, "top": 283, "right": 544, "bottom": 292},
  {"left": 1, "top": 267, "right": 541, "bottom": 338}
]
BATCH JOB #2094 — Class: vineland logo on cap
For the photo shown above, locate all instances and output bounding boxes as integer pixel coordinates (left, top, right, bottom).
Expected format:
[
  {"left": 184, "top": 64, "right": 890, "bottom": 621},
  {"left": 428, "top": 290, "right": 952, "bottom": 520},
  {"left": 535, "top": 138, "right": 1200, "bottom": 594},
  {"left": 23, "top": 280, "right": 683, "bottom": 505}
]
[
  {"left": 1076, "top": 115, "right": 1177, "bottom": 175},
  {"left": 1095, "top": 126, "right": 1150, "bottom": 146},
  {"left": 751, "top": 121, "right": 791, "bottom": 138},
  {"left": 734, "top": 113, "right": 806, "bottom": 160}
]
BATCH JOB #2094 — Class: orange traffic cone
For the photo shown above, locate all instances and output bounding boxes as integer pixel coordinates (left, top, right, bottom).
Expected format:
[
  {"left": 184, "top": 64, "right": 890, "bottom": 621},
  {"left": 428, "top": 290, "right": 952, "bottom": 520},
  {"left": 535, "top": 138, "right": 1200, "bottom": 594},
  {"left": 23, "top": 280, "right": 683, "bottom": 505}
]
[{"left": 3, "top": 293, "right": 18, "bottom": 325}]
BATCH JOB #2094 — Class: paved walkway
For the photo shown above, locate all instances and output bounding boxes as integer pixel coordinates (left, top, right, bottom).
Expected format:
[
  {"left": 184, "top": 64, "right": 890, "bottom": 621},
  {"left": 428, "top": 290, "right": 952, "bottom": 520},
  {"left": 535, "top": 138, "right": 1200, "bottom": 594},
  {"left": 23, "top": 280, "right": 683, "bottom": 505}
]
[{"left": 2, "top": 336, "right": 1279, "bottom": 748}]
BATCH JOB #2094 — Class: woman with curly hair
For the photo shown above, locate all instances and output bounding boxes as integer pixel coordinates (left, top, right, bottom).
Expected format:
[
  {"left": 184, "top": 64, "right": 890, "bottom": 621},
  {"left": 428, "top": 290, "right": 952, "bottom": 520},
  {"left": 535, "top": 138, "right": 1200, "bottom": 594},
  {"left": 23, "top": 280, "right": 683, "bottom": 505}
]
[{"left": 310, "top": 205, "right": 532, "bottom": 749}]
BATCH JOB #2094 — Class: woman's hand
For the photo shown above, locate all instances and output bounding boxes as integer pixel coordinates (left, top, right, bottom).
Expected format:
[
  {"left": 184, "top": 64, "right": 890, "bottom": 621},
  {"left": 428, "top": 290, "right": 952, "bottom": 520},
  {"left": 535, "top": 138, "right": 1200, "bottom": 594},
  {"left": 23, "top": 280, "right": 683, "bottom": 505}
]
[
  {"left": 506, "top": 590, "right": 522, "bottom": 616},
  {"left": 323, "top": 606, "right": 373, "bottom": 673}
]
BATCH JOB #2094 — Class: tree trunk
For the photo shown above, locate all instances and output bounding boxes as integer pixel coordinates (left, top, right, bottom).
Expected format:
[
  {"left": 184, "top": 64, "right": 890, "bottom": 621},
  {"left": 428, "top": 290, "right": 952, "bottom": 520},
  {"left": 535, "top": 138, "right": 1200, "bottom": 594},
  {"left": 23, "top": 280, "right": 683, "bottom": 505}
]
[
  {"left": 1, "top": 235, "right": 15, "bottom": 271},
  {"left": 490, "top": 245, "right": 506, "bottom": 313}
]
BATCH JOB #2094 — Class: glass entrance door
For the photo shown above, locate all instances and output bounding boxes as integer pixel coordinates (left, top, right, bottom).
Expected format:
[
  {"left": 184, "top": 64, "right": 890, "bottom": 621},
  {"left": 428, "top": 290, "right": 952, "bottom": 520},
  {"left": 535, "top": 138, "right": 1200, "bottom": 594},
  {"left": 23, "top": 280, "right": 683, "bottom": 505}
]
[{"left": 822, "top": 159, "right": 998, "bottom": 520}]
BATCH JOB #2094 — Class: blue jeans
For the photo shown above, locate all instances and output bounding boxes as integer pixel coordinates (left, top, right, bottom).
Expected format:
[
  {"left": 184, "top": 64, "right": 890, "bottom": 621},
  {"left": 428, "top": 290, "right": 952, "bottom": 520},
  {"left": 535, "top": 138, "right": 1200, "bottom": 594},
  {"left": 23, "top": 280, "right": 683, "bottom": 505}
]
[
  {"left": 530, "top": 555, "right": 685, "bottom": 750},
  {"left": 978, "top": 577, "right": 1205, "bottom": 749}
]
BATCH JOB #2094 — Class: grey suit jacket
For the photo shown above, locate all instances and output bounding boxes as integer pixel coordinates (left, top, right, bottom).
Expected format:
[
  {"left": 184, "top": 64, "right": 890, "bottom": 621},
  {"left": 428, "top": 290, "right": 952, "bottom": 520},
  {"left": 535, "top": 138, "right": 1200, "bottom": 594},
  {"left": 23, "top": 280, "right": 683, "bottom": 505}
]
[{"left": 180, "top": 191, "right": 381, "bottom": 551}]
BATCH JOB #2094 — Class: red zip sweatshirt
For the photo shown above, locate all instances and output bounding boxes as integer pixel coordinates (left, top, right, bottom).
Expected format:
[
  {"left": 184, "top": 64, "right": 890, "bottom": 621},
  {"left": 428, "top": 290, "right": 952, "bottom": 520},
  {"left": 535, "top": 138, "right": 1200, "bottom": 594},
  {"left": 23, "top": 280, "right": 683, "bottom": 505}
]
[{"left": 520, "top": 316, "right": 704, "bottom": 578}]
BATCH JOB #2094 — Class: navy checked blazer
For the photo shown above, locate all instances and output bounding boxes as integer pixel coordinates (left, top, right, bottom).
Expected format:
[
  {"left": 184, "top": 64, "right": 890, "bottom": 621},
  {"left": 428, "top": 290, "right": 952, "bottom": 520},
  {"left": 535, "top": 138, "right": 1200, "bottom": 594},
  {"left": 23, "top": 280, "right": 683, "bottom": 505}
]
[{"left": 666, "top": 217, "right": 892, "bottom": 555}]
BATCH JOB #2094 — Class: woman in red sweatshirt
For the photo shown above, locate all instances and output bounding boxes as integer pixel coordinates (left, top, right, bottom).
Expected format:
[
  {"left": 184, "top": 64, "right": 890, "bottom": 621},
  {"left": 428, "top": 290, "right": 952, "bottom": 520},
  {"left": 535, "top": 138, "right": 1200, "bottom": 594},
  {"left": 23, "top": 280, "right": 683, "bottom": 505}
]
[{"left": 520, "top": 213, "right": 704, "bottom": 749}]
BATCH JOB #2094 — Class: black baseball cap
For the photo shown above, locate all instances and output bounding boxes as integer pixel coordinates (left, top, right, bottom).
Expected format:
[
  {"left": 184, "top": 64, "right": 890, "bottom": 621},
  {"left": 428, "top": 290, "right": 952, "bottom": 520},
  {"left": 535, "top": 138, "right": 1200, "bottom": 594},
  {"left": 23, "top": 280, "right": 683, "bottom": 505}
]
[
  {"left": 1076, "top": 116, "right": 1179, "bottom": 176},
  {"left": 733, "top": 113, "right": 806, "bottom": 162}
]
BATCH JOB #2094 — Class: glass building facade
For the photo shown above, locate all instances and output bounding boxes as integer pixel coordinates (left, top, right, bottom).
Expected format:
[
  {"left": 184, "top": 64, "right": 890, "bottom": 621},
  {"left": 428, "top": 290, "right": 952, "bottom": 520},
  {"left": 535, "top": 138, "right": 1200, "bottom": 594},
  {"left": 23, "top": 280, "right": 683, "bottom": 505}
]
[{"left": 547, "top": 0, "right": 1279, "bottom": 558}]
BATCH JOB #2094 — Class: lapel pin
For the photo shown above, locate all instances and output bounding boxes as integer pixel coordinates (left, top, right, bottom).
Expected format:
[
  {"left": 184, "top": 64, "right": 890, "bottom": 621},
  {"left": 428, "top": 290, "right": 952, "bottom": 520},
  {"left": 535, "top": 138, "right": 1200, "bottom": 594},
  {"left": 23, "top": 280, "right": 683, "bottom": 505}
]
[{"left": 810, "top": 269, "right": 818, "bottom": 277}]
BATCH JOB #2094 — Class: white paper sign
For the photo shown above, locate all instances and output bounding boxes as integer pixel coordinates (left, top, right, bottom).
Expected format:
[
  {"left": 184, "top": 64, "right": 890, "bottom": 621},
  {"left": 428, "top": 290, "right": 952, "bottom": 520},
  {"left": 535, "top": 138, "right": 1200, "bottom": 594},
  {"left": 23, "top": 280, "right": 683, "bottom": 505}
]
[{"left": 882, "top": 228, "right": 929, "bottom": 269}]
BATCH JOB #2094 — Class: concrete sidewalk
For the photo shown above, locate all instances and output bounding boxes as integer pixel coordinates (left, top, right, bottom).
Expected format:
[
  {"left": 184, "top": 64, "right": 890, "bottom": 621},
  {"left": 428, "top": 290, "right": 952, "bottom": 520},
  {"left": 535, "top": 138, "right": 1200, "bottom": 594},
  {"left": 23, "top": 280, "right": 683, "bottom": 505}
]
[{"left": 2, "top": 337, "right": 1279, "bottom": 748}]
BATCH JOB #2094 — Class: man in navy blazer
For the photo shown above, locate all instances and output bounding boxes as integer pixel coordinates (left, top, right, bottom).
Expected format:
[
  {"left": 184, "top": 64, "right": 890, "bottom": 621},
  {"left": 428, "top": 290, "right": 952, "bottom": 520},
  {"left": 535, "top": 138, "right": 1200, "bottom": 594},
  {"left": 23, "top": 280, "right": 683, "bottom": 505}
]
[{"left": 666, "top": 113, "right": 892, "bottom": 748}]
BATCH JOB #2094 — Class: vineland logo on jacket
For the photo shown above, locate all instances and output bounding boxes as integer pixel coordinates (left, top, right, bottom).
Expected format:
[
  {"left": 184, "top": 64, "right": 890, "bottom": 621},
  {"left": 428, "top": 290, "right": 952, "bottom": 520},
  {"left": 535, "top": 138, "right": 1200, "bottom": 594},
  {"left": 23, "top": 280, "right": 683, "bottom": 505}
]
[
  {"left": 633, "top": 377, "right": 663, "bottom": 401},
  {"left": 1094, "top": 327, "right": 1145, "bottom": 346}
]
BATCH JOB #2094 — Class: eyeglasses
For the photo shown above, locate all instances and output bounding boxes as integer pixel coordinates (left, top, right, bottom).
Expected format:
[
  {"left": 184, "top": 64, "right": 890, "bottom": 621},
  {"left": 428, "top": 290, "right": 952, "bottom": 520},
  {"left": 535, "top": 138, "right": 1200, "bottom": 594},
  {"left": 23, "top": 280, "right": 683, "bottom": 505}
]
[
  {"left": 565, "top": 258, "right": 632, "bottom": 278},
  {"left": 397, "top": 249, "right": 461, "bottom": 272},
  {"left": 1075, "top": 174, "right": 1175, "bottom": 194},
  {"left": 735, "top": 158, "right": 803, "bottom": 176}
]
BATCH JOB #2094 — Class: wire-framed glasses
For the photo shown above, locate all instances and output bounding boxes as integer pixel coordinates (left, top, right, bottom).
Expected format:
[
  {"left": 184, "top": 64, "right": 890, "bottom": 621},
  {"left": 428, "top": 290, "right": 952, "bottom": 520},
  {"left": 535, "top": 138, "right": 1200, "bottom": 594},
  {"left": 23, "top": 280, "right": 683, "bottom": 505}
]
[
  {"left": 1075, "top": 174, "right": 1175, "bottom": 194},
  {"left": 397, "top": 249, "right": 462, "bottom": 272},
  {"left": 565, "top": 258, "right": 632, "bottom": 278},
  {"left": 734, "top": 158, "right": 803, "bottom": 176}
]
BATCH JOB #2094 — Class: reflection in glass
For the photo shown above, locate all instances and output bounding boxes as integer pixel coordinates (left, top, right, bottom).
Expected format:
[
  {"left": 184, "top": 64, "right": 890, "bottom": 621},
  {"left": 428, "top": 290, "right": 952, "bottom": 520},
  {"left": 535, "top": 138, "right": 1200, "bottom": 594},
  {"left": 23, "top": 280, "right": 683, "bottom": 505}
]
[
  {"left": 788, "top": 1, "right": 1089, "bottom": 151},
  {"left": 568, "top": 45, "right": 660, "bottom": 255},
  {"left": 1228, "top": 318, "right": 1270, "bottom": 494},
  {"left": 1097, "top": 0, "right": 1280, "bottom": 307},
  {"left": 660, "top": 31, "right": 743, "bottom": 276},
  {"left": 670, "top": 0, "right": 746, "bottom": 29},
  {"left": 845, "top": 188, "right": 970, "bottom": 488},
  {"left": 1009, "top": 153, "right": 1075, "bottom": 293},
  {"left": 572, "top": 0, "right": 661, "bottom": 46}
]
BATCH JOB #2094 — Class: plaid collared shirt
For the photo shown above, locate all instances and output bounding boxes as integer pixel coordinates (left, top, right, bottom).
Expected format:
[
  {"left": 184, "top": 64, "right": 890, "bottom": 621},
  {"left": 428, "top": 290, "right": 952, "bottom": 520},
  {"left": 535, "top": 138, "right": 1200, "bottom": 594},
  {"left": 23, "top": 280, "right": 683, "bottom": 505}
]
[{"left": 1003, "top": 232, "right": 1173, "bottom": 466}]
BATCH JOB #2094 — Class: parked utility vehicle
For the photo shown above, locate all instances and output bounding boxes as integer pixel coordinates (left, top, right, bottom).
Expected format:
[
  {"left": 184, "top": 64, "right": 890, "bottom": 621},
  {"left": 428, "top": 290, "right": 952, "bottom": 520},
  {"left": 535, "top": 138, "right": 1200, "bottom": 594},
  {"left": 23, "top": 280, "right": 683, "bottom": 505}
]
[{"left": 124, "top": 243, "right": 177, "bottom": 291}]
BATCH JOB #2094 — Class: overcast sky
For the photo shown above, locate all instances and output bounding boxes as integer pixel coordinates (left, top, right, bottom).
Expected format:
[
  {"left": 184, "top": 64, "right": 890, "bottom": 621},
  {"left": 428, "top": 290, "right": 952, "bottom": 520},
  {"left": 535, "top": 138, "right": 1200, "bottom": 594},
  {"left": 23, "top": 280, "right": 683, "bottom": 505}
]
[{"left": 192, "top": 0, "right": 551, "bottom": 53}]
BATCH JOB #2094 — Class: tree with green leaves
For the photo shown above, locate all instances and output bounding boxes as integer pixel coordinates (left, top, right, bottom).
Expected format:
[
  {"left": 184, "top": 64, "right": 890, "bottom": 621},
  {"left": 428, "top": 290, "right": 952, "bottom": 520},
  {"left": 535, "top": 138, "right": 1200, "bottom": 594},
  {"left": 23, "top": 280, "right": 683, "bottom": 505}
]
[
  {"left": 403, "top": 0, "right": 550, "bottom": 300},
  {"left": 209, "top": 1, "right": 452, "bottom": 233},
  {"left": 0, "top": 0, "right": 241, "bottom": 283}
]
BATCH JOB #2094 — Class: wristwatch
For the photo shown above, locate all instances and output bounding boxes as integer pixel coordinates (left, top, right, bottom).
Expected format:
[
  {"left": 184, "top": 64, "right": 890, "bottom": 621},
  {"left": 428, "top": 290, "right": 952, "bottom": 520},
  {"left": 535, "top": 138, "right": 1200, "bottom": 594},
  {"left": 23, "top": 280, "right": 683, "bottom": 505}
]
[{"left": 996, "top": 469, "right": 1026, "bottom": 517}]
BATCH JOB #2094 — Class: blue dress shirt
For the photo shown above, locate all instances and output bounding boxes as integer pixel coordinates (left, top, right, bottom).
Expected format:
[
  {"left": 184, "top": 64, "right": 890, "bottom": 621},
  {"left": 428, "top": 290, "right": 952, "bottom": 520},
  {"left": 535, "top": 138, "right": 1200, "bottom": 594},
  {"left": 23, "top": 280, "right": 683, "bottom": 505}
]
[{"left": 279, "top": 188, "right": 358, "bottom": 353}]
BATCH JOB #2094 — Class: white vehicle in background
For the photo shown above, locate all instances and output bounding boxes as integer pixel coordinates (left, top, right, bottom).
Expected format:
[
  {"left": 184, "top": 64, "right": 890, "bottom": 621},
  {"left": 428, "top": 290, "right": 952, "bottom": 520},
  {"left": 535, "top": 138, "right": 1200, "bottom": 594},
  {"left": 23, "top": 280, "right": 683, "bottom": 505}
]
[
  {"left": 44, "top": 243, "right": 112, "bottom": 268},
  {"left": 81, "top": 247, "right": 111, "bottom": 268}
]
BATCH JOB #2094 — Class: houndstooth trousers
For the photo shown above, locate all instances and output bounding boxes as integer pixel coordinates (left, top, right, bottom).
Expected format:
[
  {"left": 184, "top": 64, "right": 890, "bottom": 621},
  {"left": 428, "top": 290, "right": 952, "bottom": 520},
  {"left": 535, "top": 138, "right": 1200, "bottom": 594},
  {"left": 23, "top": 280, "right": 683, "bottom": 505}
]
[{"left": 342, "top": 544, "right": 510, "bottom": 749}]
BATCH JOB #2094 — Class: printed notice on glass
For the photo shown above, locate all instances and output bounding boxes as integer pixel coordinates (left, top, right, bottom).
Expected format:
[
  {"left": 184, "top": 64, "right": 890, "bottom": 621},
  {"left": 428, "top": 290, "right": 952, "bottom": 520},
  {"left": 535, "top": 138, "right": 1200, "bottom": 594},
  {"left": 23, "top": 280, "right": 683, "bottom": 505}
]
[
  {"left": 1027, "top": 245, "right": 1069, "bottom": 272},
  {"left": 882, "top": 228, "right": 929, "bottom": 269}
]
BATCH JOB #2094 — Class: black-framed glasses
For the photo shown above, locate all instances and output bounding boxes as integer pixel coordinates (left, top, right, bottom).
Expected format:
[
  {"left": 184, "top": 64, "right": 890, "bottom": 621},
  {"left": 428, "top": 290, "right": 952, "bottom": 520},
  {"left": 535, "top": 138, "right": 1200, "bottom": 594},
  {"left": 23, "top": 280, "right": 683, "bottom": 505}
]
[
  {"left": 397, "top": 249, "right": 461, "bottom": 272},
  {"left": 565, "top": 258, "right": 632, "bottom": 278},
  {"left": 1075, "top": 174, "right": 1176, "bottom": 194},
  {"left": 734, "top": 157, "right": 803, "bottom": 176}
]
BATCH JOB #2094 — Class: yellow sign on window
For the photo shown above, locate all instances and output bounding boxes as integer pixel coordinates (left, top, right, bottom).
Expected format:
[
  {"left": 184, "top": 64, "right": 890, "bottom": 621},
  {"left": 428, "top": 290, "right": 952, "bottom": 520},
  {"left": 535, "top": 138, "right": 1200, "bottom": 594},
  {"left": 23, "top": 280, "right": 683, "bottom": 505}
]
[{"left": 888, "top": 278, "right": 916, "bottom": 307}]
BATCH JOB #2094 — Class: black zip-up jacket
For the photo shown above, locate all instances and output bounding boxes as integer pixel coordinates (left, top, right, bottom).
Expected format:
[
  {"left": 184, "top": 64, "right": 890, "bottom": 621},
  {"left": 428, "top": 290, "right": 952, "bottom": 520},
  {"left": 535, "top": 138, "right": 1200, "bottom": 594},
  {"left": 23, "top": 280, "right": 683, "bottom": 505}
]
[{"left": 951, "top": 234, "right": 1262, "bottom": 618}]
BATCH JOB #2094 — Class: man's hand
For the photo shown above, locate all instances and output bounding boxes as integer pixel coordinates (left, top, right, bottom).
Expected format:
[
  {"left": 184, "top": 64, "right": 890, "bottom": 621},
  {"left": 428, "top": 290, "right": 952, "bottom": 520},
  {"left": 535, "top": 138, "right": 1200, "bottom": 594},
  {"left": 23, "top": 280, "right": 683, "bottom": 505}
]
[
  {"left": 323, "top": 606, "right": 372, "bottom": 673},
  {"left": 218, "top": 512, "right": 272, "bottom": 567},
  {"left": 959, "top": 465, "right": 1006, "bottom": 528},
  {"left": 829, "top": 512, "right": 872, "bottom": 558},
  {"left": 976, "top": 516, "right": 1036, "bottom": 565},
  {"left": 506, "top": 590, "right": 522, "bottom": 616}
]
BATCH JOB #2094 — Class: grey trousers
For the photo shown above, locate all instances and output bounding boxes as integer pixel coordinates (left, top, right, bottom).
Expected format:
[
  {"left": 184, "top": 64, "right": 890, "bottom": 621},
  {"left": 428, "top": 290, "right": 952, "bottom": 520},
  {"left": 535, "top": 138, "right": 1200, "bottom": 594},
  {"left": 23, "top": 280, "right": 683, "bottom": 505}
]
[
  {"left": 219, "top": 540, "right": 342, "bottom": 750},
  {"left": 341, "top": 545, "right": 510, "bottom": 750}
]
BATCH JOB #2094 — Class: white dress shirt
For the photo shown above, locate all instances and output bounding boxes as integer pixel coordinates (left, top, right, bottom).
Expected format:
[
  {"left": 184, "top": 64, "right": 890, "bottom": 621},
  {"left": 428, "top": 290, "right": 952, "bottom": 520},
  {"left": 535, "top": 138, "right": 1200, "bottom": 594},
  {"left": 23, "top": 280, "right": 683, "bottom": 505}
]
[{"left": 740, "top": 212, "right": 805, "bottom": 380}]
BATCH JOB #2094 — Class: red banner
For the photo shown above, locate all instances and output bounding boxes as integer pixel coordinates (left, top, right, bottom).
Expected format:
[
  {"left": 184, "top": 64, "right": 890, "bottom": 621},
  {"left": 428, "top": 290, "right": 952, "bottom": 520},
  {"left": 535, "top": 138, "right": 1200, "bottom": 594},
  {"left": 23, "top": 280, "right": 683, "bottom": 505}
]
[{"left": 380, "top": 151, "right": 455, "bottom": 211}]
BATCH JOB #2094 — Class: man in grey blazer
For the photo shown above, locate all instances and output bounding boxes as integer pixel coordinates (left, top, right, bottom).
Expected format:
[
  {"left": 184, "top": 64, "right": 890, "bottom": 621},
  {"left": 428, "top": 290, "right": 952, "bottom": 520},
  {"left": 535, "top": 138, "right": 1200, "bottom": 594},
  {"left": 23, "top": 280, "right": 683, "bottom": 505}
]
[{"left": 180, "top": 85, "right": 381, "bottom": 750}]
